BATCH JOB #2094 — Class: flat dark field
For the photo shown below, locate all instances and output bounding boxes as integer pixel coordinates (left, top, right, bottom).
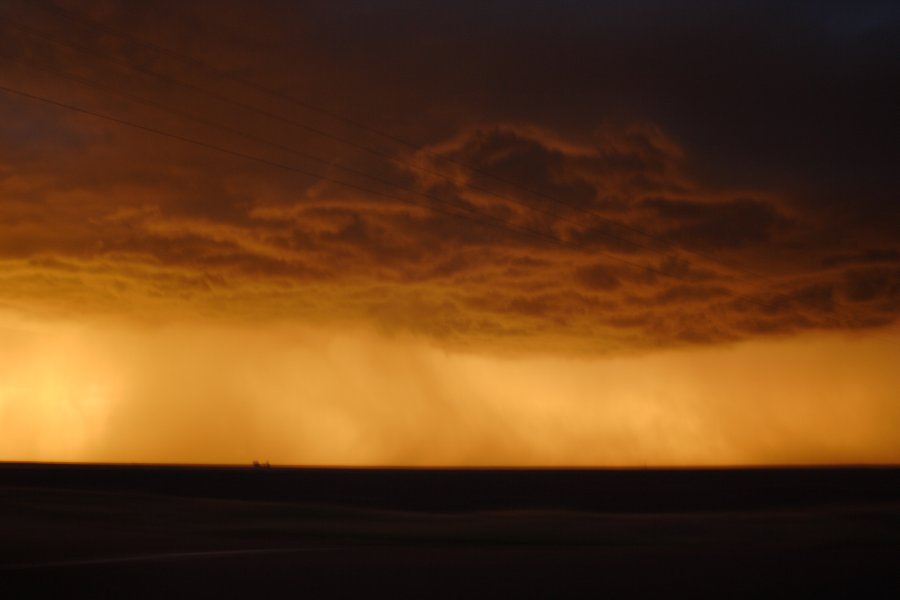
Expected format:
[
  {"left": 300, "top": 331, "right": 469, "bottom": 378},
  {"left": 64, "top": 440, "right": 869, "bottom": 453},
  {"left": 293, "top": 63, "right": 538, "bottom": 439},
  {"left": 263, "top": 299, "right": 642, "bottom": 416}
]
[{"left": 1, "top": 464, "right": 898, "bottom": 598}]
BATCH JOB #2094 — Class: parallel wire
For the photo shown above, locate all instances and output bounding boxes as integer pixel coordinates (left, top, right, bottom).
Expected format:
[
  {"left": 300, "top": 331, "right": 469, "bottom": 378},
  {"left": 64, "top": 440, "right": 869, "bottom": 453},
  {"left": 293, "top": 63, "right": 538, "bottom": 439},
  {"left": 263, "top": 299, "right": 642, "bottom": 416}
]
[
  {"left": 0, "top": 19, "right": 721, "bottom": 280},
  {"left": 5, "top": 4, "right": 771, "bottom": 282},
  {"left": 0, "top": 81, "right": 679, "bottom": 282},
  {"left": 2, "top": 77, "right": 888, "bottom": 341},
  {"left": 21, "top": 0, "right": 898, "bottom": 307},
  {"left": 0, "top": 51, "right": 567, "bottom": 243},
  {"left": 0, "top": 18, "right": 650, "bottom": 252},
  {"left": 0, "top": 8, "right": 895, "bottom": 339}
]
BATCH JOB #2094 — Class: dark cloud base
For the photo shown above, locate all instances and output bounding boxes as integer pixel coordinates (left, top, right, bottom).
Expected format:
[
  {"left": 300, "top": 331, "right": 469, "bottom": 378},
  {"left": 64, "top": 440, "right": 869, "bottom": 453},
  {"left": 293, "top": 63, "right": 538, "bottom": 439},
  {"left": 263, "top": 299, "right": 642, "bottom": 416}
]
[{"left": 0, "top": 0, "right": 897, "bottom": 354}]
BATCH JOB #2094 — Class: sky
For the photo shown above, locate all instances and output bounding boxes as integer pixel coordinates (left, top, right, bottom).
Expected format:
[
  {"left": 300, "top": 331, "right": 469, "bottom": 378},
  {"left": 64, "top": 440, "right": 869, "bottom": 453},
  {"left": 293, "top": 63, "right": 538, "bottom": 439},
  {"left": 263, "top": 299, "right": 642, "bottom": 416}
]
[{"left": 0, "top": 0, "right": 898, "bottom": 465}]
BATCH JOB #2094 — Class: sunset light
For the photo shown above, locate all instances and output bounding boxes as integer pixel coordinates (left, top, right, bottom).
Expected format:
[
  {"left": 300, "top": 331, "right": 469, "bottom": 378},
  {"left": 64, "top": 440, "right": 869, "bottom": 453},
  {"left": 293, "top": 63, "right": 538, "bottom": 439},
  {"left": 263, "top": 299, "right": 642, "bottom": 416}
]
[{"left": 1, "top": 2, "right": 898, "bottom": 594}]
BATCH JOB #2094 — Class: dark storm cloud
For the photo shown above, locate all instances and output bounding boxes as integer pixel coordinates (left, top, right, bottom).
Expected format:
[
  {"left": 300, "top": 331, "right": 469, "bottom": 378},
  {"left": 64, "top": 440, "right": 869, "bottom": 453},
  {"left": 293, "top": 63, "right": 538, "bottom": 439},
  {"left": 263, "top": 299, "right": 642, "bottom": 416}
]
[
  {"left": 0, "top": 0, "right": 897, "bottom": 352},
  {"left": 841, "top": 267, "right": 900, "bottom": 306},
  {"left": 286, "top": 0, "right": 899, "bottom": 195},
  {"left": 435, "top": 128, "right": 599, "bottom": 210},
  {"left": 641, "top": 197, "right": 791, "bottom": 250},
  {"left": 823, "top": 249, "right": 900, "bottom": 268},
  {"left": 574, "top": 263, "right": 621, "bottom": 292}
]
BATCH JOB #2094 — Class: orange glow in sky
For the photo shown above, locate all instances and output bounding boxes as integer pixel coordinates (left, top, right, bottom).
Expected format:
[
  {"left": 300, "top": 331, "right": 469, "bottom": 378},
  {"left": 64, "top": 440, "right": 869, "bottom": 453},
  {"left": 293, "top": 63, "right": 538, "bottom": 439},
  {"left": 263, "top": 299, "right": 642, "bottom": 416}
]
[
  {"left": 1, "top": 312, "right": 897, "bottom": 466},
  {"left": 1, "top": 0, "right": 898, "bottom": 466}
]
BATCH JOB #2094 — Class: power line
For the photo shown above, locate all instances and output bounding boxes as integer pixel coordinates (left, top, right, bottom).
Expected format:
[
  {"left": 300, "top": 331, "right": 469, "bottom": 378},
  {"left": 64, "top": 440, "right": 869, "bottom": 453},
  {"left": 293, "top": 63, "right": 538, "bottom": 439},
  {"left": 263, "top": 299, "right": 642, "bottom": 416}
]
[
  {"left": 1, "top": 12, "right": 894, "bottom": 340},
  {"left": 0, "top": 51, "right": 575, "bottom": 245},
  {"left": 0, "top": 31, "right": 782, "bottom": 299},
  {"left": 2, "top": 78, "right": 891, "bottom": 343},
  {"left": 9, "top": 2, "right": 772, "bottom": 283},
  {"left": 0, "top": 37, "right": 870, "bottom": 332},
  {"left": 18, "top": 1, "right": 896, "bottom": 322},
  {"left": 0, "top": 22, "right": 672, "bottom": 258},
  {"left": 0, "top": 80, "right": 688, "bottom": 284}
]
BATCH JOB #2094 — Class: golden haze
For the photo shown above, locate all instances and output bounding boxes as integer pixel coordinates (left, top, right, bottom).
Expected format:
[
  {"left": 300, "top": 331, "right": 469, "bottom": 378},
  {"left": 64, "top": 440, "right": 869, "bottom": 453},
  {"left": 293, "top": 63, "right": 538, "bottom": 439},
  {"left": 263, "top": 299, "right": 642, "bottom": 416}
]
[{"left": 1, "top": 312, "right": 898, "bottom": 466}]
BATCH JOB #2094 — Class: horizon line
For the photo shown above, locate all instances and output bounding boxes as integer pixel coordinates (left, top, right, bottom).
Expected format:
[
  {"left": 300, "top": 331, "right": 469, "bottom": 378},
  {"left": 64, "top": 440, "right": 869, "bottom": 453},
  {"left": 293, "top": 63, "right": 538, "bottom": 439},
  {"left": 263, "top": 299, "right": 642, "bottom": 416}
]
[{"left": 2, "top": 460, "right": 899, "bottom": 471}]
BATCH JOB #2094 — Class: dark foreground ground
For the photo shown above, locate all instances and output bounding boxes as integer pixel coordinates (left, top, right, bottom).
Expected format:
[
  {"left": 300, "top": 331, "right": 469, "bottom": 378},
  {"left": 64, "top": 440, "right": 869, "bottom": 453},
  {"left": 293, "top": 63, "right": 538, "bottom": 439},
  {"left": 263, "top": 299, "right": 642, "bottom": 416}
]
[{"left": 1, "top": 464, "right": 898, "bottom": 598}]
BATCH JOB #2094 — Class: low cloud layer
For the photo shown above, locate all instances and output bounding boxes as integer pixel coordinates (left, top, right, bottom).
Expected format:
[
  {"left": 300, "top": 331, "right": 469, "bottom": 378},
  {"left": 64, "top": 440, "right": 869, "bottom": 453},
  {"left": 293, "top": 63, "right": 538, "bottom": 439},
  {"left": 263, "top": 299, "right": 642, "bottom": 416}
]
[
  {"left": 1, "top": 1, "right": 897, "bottom": 352},
  {"left": 0, "top": 111, "right": 896, "bottom": 352}
]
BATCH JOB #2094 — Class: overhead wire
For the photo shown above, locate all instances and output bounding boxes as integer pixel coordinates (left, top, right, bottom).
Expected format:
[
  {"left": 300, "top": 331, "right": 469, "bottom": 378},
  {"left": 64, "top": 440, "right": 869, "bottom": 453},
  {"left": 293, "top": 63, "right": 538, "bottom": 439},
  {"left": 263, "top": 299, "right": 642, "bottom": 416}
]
[
  {"left": 6, "top": 1, "right": 772, "bottom": 283},
  {"left": 0, "top": 80, "right": 680, "bottom": 280},
  {"left": 0, "top": 16, "right": 704, "bottom": 276},
  {"left": 0, "top": 74, "right": 885, "bottom": 342},
  {"left": 0, "top": 51, "right": 569, "bottom": 242},
  {"left": 0, "top": 6, "right": 894, "bottom": 340},
  {"left": 20, "top": 0, "right": 898, "bottom": 327}
]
